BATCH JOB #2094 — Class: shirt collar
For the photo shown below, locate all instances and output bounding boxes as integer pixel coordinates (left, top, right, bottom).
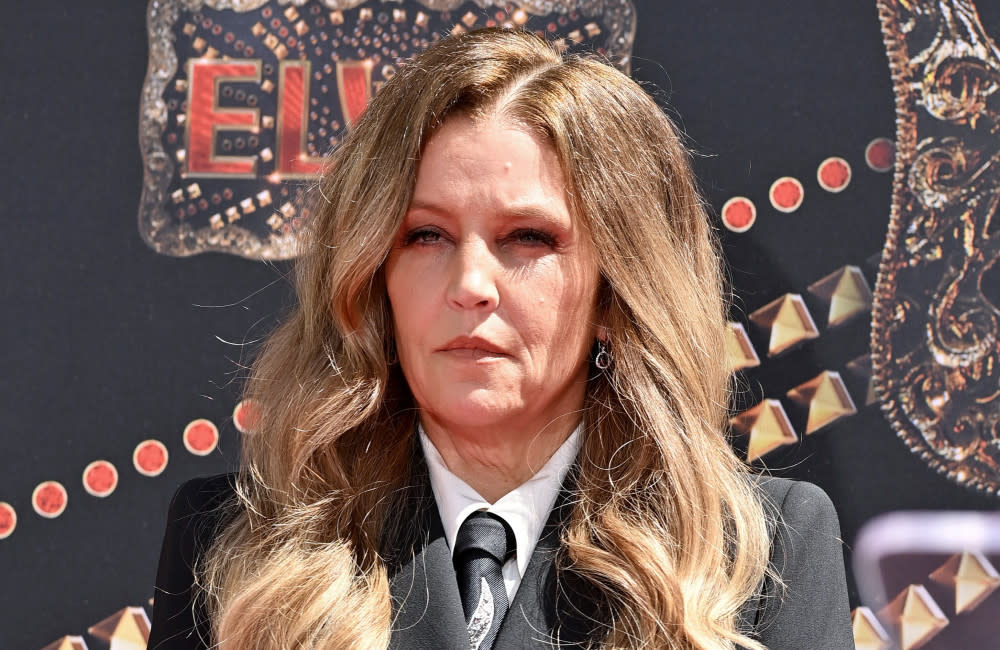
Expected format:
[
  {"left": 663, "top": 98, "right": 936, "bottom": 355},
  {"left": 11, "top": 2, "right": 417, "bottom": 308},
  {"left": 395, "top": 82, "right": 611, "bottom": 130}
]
[{"left": 418, "top": 421, "right": 582, "bottom": 578}]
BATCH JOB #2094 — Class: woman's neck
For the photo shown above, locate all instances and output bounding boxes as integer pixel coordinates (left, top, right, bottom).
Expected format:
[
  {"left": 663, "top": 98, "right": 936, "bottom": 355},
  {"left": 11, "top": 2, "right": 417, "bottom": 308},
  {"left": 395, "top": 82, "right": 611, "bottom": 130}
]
[{"left": 420, "top": 413, "right": 581, "bottom": 503}]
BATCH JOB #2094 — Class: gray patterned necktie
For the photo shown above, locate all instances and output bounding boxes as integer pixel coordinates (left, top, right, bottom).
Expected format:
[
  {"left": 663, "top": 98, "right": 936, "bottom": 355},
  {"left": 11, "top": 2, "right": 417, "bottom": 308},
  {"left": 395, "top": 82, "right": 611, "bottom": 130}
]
[{"left": 453, "top": 511, "right": 515, "bottom": 650}]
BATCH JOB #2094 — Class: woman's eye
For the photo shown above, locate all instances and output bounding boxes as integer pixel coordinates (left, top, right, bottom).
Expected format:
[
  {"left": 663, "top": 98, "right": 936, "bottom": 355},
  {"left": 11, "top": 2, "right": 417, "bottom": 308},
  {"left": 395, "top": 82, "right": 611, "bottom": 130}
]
[
  {"left": 403, "top": 228, "right": 442, "bottom": 245},
  {"left": 508, "top": 229, "right": 556, "bottom": 246}
]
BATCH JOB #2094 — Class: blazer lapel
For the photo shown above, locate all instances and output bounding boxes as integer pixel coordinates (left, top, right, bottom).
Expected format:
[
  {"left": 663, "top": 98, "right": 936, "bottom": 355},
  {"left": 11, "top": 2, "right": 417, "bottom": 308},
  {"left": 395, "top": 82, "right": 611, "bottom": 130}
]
[
  {"left": 492, "top": 511, "right": 560, "bottom": 649},
  {"left": 387, "top": 467, "right": 778, "bottom": 649},
  {"left": 387, "top": 457, "right": 599, "bottom": 649},
  {"left": 493, "top": 487, "right": 596, "bottom": 649},
  {"left": 388, "top": 482, "right": 470, "bottom": 650}
]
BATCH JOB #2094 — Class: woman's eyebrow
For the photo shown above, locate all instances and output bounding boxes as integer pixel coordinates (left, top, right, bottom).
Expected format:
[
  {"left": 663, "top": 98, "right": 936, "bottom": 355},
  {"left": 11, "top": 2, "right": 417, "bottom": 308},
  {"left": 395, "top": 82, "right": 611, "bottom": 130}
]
[
  {"left": 407, "top": 198, "right": 567, "bottom": 225},
  {"left": 405, "top": 198, "right": 449, "bottom": 215}
]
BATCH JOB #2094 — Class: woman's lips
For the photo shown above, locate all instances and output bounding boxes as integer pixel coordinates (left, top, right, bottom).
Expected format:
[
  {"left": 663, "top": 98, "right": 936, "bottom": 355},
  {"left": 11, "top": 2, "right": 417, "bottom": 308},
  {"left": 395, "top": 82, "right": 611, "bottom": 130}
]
[
  {"left": 437, "top": 336, "right": 509, "bottom": 358},
  {"left": 440, "top": 347, "right": 507, "bottom": 360}
]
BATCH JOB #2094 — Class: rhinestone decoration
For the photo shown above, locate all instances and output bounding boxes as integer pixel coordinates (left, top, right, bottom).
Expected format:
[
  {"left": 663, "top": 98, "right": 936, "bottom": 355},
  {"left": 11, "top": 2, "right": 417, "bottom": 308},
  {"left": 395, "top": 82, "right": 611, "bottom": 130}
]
[
  {"left": 873, "top": 0, "right": 1000, "bottom": 495},
  {"left": 140, "top": 0, "right": 637, "bottom": 258}
]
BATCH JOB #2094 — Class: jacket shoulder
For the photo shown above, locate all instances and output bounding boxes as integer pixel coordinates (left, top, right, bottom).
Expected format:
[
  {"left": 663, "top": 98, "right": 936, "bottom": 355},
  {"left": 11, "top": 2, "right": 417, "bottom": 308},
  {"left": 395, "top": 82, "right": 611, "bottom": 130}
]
[
  {"left": 168, "top": 473, "right": 239, "bottom": 522},
  {"left": 748, "top": 476, "right": 854, "bottom": 649},
  {"left": 147, "top": 473, "right": 238, "bottom": 649},
  {"left": 754, "top": 475, "right": 837, "bottom": 516}
]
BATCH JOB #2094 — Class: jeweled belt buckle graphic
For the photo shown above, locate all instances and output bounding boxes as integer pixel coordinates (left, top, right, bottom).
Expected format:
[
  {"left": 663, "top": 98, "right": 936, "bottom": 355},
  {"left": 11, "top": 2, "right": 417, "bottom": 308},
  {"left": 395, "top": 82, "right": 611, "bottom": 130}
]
[{"left": 139, "top": 0, "right": 636, "bottom": 259}]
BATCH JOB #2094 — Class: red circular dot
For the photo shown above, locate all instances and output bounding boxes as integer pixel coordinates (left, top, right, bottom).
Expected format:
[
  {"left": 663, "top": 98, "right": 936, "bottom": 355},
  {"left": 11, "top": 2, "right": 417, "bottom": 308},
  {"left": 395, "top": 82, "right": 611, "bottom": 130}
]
[
  {"left": 769, "top": 177, "right": 804, "bottom": 213},
  {"left": 866, "top": 137, "right": 895, "bottom": 172},
  {"left": 83, "top": 460, "right": 118, "bottom": 497},
  {"left": 817, "top": 157, "right": 852, "bottom": 192},
  {"left": 134, "top": 440, "right": 169, "bottom": 477},
  {"left": 233, "top": 400, "right": 261, "bottom": 434},
  {"left": 184, "top": 419, "right": 219, "bottom": 456},
  {"left": 32, "top": 481, "right": 67, "bottom": 518},
  {"left": 0, "top": 503, "right": 16, "bottom": 539},
  {"left": 721, "top": 197, "right": 756, "bottom": 233}
]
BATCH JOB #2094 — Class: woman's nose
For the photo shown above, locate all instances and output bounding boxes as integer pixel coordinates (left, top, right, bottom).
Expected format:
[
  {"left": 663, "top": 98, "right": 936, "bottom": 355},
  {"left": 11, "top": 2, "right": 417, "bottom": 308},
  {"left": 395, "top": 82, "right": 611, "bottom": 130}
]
[{"left": 446, "top": 239, "right": 499, "bottom": 311}]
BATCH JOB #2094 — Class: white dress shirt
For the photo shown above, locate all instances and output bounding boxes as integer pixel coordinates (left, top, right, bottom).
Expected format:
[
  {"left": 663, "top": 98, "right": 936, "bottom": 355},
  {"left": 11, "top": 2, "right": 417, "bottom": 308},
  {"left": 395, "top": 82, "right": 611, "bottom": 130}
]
[{"left": 418, "top": 422, "right": 583, "bottom": 602}]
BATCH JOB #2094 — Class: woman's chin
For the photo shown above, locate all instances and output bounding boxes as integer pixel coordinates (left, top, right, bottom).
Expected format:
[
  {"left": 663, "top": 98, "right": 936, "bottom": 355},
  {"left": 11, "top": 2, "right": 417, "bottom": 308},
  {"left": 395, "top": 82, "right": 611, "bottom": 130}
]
[{"left": 423, "top": 391, "right": 524, "bottom": 431}]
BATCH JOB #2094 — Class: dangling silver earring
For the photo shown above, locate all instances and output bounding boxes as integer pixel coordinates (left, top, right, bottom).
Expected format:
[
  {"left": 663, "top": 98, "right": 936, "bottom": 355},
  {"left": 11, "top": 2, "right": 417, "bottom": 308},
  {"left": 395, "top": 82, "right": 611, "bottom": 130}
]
[{"left": 595, "top": 339, "right": 611, "bottom": 370}]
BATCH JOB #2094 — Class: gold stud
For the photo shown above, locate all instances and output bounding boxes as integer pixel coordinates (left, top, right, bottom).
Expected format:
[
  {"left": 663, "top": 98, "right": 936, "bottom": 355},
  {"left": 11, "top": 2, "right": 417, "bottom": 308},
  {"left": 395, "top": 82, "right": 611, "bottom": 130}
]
[
  {"left": 930, "top": 552, "right": 1000, "bottom": 614},
  {"left": 851, "top": 607, "right": 892, "bottom": 650},
  {"left": 880, "top": 584, "right": 948, "bottom": 650},
  {"left": 267, "top": 213, "right": 285, "bottom": 230},
  {"left": 846, "top": 354, "right": 878, "bottom": 406},
  {"left": 726, "top": 322, "right": 760, "bottom": 371},
  {"left": 40, "top": 636, "right": 87, "bottom": 650},
  {"left": 88, "top": 606, "right": 151, "bottom": 645},
  {"left": 731, "top": 399, "right": 798, "bottom": 462},
  {"left": 786, "top": 371, "right": 857, "bottom": 434},
  {"left": 808, "top": 265, "right": 873, "bottom": 327},
  {"left": 749, "top": 293, "right": 820, "bottom": 356}
]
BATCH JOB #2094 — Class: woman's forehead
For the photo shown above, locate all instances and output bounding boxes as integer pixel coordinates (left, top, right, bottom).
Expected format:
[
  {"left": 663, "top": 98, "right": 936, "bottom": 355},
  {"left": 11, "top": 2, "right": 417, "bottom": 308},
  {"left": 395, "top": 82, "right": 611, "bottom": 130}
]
[{"left": 411, "top": 116, "right": 569, "bottom": 213}]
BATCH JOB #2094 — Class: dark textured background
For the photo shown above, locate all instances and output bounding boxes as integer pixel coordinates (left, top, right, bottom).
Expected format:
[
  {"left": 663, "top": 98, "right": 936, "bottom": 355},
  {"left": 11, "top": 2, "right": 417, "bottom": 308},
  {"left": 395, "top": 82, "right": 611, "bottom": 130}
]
[{"left": 2, "top": 1, "right": 998, "bottom": 647}]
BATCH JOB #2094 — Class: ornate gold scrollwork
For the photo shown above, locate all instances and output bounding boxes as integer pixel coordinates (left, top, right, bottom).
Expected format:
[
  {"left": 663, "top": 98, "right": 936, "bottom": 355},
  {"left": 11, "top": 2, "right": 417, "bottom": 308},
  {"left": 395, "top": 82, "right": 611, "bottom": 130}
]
[{"left": 874, "top": 0, "right": 1000, "bottom": 493}]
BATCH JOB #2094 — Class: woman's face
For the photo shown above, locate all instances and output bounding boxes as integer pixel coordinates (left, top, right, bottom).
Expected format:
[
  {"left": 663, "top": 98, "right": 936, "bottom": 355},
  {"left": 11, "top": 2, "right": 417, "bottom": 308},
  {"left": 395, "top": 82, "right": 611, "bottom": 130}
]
[{"left": 385, "top": 114, "right": 600, "bottom": 437}]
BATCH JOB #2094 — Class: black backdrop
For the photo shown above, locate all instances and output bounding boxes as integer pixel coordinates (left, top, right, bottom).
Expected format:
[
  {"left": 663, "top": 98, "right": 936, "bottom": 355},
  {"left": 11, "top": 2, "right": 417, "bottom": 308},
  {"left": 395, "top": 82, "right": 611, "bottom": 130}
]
[{"left": 3, "top": 1, "right": 998, "bottom": 648}]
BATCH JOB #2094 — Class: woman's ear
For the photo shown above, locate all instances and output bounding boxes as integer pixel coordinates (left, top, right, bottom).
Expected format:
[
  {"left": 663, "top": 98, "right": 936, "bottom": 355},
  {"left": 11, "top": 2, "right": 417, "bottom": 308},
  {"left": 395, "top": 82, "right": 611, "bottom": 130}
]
[{"left": 595, "top": 324, "right": 609, "bottom": 342}]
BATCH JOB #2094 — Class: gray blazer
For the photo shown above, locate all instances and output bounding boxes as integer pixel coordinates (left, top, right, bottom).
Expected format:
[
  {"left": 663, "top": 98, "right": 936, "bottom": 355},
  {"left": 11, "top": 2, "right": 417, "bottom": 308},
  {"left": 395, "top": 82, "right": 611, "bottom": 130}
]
[{"left": 147, "top": 472, "right": 854, "bottom": 649}]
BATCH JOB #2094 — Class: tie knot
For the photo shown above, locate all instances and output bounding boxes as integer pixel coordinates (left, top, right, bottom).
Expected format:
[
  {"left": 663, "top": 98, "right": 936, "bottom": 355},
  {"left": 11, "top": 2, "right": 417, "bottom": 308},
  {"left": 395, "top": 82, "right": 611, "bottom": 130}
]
[{"left": 454, "top": 511, "right": 515, "bottom": 564}]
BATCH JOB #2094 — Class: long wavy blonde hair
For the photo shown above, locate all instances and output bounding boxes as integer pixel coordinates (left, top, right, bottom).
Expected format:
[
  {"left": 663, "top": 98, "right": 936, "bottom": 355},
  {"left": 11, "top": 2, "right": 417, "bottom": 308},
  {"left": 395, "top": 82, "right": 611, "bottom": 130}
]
[{"left": 199, "top": 27, "right": 774, "bottom": 649}]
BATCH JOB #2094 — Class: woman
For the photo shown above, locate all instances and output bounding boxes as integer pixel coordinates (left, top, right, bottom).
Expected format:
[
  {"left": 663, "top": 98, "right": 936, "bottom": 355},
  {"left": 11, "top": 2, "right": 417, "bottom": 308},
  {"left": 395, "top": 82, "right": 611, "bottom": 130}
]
[{"left": 148, "top": 28, "right": 852, "bottom": 649}]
